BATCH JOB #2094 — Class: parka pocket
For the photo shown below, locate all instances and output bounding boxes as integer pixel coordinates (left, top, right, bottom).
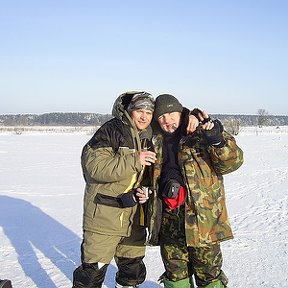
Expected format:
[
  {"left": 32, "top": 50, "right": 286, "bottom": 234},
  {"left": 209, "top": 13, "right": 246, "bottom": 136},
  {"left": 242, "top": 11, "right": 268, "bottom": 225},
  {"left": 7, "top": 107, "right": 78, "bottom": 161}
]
[{"left": 93, "top": 204, "right": 130, "bottom": 235}]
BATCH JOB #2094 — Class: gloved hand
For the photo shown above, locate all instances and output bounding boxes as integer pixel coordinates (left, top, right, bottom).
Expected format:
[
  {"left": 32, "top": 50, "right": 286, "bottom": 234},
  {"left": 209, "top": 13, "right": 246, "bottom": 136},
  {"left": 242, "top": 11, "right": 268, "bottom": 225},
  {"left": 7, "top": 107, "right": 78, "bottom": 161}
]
[
  {"left": 120, "top": 190, "right": 138, "bottom": 207},
  {"left": 203, "top": 119, "right": 225, "bottom": 147}
]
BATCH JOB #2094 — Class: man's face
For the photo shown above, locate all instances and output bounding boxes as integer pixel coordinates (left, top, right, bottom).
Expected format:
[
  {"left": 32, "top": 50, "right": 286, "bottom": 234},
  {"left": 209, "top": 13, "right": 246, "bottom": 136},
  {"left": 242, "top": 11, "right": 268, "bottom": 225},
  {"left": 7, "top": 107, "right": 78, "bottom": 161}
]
[
  {"left": 131, "top": 109, "right": 153, "bottom": 130},
  {"left": 157, "top": 112, "right": 181, "bottom": 133}
]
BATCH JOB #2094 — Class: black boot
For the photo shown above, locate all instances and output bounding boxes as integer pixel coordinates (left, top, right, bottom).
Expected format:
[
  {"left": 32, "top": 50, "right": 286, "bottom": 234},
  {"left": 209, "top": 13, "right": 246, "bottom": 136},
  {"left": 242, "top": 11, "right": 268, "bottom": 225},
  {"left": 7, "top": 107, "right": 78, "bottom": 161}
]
[
  {"left": 0, "top": 279, "right": 12, "bottom": 288},
  {"left": 72, "top": 263, "right": 108, "bottom": 288},
  {"left": 115, "top": 256, "right": 146, "bottom": 287},
  {"left": 115, "top": 283, "right": 138, "bottom": 287}
]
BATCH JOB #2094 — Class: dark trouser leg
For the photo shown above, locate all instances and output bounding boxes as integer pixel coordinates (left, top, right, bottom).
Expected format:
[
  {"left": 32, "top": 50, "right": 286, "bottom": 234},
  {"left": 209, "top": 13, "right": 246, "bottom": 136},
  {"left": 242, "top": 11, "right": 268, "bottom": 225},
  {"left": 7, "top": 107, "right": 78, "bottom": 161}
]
[
  {"left": 160, "top": 206, "right": 191, "bottom": 282},
  {"left": 72, "top": 262, "right": 108, "bottom": 288},
  {"left": 160, "top": 236, "right": 191, "bottom": 282},
  {"left": 189, "top": 244, "right": 228, "bottom": 287},
  {"left": 160, "top": 205, "right": 228, "bottom": 287},
  {"left": 114, "top": 256, "right": 146, "bottom": 287}
]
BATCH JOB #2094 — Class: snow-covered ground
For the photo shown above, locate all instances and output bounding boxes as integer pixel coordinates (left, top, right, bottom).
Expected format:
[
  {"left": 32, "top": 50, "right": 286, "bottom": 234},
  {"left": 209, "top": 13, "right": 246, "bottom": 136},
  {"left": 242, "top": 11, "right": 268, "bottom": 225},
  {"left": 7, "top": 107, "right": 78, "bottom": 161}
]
[{"left": 0, "top": 127, "right": 288, "bottom": 288}]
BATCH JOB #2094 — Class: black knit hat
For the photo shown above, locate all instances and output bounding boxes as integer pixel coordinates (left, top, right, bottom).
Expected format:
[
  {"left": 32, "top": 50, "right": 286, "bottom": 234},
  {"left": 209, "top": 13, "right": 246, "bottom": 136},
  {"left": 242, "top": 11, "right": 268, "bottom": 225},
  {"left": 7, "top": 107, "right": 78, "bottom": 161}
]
[{"left": 154, "top": 94, "right": 183, "bottom": 118}]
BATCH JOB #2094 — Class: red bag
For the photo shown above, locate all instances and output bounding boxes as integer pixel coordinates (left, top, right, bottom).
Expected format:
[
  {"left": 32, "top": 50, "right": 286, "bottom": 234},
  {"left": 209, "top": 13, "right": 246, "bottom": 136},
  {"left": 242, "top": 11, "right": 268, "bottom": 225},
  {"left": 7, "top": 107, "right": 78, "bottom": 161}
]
[{"left": 163, "top": 186, "right": 186, "bottom": 210}]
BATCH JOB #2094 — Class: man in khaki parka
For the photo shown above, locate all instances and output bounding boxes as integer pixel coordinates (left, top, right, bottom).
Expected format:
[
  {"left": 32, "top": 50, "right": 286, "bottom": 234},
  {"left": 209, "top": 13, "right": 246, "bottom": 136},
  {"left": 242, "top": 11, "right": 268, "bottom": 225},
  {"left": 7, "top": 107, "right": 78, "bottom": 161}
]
[{"left": 72, "top": 91, "right": 157, "bottom": 288}]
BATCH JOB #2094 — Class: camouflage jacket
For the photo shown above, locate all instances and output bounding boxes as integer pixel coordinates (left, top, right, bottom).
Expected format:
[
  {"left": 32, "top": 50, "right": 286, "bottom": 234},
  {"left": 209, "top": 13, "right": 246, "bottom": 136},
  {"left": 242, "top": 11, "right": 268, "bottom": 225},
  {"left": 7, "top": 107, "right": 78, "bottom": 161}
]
[{"left": 146, "top": 109, "right": 244, "bottom": 247}]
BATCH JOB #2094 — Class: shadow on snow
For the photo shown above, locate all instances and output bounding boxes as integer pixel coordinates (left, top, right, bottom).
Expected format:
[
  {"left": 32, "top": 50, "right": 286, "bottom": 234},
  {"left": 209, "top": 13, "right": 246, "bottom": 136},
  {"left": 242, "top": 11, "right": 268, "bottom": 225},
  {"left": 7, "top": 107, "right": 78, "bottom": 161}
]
[{"left": 0, "top": 196, "right": 161, "bottom": 288}]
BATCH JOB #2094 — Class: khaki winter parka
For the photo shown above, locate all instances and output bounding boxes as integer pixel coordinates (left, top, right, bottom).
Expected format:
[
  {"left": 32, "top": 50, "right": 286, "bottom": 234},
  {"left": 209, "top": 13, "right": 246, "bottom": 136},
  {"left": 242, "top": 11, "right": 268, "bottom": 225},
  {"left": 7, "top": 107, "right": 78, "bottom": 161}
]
[
  {"left": 81, "top": 92, "right": 151, "bottom": 237},
  {"left": 146, "top": 108, "right": 244, "bottom": 247}
]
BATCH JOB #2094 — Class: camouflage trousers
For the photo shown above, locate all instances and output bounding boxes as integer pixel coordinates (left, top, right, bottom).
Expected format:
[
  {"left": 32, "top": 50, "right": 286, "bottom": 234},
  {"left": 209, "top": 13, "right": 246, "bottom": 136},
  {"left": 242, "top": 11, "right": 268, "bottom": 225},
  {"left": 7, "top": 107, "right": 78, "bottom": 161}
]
[{"left": 160, "top": 205, "right": 228, "bottom": 287}]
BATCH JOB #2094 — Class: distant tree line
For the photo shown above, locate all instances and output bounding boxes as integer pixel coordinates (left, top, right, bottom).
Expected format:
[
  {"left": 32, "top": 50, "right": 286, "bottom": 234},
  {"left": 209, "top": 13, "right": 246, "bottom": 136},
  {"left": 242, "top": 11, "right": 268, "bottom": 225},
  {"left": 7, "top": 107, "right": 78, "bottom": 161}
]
[
  {"left": 212, "top": 114, "right": 288, "bottom": 127},
  {"left": 0, "top": 112, "right": 288, "bottom": 128},
  {"left": 0, "top": 112, "right": 112, "bottom": 126}
]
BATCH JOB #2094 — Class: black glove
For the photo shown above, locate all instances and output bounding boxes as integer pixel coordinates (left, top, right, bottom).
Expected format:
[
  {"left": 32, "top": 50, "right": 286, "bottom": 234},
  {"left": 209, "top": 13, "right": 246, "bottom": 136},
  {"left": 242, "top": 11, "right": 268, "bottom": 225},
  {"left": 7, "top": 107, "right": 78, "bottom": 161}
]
[
  {"left": 120, "top": 190, "right": 138, "bottom": 207},
  {"left": 203, "top": 119, "right": 225, "bottom": 147}
]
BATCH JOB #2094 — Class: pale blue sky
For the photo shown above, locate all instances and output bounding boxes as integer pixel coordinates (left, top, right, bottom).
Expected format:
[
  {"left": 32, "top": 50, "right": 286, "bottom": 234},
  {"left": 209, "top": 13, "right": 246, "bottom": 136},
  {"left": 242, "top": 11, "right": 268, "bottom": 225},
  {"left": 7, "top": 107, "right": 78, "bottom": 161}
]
[{"left": 1, "top": 0, "right": 287, "bottom": 115}]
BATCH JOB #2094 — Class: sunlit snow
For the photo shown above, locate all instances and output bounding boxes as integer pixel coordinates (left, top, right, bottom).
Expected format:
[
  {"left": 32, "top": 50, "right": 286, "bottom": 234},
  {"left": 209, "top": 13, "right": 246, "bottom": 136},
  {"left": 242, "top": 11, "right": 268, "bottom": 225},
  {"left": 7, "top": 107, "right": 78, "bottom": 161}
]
[{"left": 1, "top": 126, "right": 288, "bottom": 287}]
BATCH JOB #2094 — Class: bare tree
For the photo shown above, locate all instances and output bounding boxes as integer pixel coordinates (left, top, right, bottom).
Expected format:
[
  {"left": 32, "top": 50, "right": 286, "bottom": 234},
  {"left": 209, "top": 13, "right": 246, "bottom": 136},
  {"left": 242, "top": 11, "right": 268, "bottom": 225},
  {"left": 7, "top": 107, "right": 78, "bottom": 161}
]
[
  {"left": 224, "top": 119, "right": 241, "bottom": 135},
  {"left": 257, "top": 109, "right": 269, "bottom": 128}
]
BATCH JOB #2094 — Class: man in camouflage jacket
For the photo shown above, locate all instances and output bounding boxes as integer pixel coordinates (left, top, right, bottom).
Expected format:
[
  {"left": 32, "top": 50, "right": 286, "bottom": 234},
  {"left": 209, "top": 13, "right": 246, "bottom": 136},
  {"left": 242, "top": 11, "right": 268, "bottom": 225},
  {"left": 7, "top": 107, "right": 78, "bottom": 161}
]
[{"left": 146, "top": 94, "right": 244, "bottom": 288}]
